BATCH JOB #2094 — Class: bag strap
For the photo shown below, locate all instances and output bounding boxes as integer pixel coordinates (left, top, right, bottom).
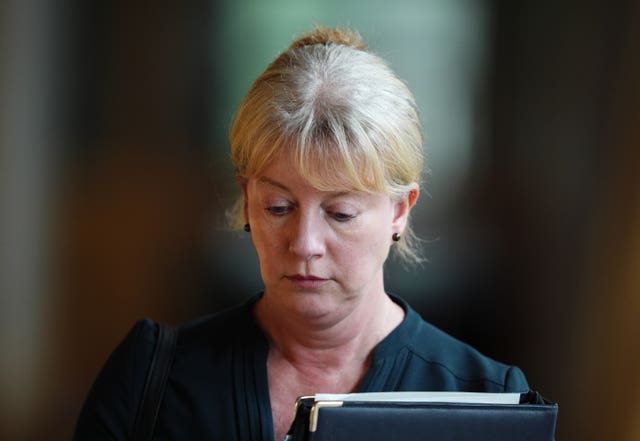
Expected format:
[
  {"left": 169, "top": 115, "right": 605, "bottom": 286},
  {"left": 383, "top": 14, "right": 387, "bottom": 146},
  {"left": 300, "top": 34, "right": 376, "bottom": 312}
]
[{"left": 132, "top": 323, "right": 178, "bottom": 441}]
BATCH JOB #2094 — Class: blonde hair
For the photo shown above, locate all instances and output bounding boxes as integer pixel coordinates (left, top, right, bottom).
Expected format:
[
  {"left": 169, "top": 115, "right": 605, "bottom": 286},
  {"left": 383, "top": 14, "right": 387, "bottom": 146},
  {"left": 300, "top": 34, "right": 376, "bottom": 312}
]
[{"left": 229, "top": 26, "right": 425, "bottom": 265}]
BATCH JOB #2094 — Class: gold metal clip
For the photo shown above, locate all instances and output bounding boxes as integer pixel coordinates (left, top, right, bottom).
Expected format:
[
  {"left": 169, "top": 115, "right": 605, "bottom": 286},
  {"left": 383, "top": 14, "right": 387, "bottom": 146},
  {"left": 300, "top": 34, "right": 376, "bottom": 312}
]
[{"left": 309, "top": 400, "right": 344, "bottom": 432}]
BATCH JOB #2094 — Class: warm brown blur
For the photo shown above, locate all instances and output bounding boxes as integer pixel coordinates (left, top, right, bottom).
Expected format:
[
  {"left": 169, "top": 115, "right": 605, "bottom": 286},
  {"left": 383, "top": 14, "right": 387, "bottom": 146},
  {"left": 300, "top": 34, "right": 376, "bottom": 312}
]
[
  {"left": 1, "top": 1, "right": 638, "bottom": 441},
  {"left": 565, "top": 8, "right": 640, "bottom": 438}
]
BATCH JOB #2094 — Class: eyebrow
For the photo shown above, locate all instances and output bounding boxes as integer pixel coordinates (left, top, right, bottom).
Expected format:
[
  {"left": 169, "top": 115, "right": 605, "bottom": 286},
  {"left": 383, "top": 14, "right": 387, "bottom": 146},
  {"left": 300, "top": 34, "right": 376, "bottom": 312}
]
[
  {"left": 257, "top": 176, "right": 289, "bottom": 191},
  {"left": 256, "top": 176, "right": 354, "bottom": 198}
]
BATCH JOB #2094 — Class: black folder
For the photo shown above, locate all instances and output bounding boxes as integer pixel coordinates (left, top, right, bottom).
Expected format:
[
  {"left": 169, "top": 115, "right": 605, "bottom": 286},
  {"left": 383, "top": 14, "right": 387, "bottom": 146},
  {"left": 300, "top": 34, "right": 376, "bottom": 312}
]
[{"left": 286, "top": 391, "right": 557, "bottom": 441}]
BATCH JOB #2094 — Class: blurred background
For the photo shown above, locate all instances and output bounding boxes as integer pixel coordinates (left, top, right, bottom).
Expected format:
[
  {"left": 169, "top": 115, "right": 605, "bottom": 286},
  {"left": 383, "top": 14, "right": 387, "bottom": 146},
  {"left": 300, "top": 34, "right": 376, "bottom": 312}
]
[{"left": 1, "top": 0, "right": 638, "bottom": 440}]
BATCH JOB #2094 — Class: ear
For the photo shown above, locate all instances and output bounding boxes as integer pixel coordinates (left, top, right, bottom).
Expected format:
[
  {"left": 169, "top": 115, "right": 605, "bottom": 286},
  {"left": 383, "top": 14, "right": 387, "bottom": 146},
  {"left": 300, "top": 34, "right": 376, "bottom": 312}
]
[{"left": 391, "top": 183, "right": 420, "bottom": 234}]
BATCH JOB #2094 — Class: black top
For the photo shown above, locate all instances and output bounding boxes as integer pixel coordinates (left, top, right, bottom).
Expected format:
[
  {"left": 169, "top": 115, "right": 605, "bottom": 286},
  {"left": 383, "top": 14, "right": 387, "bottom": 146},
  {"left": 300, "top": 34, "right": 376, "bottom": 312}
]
[{"left": 73, "top": 295, "right": 529, "bottom": 441}]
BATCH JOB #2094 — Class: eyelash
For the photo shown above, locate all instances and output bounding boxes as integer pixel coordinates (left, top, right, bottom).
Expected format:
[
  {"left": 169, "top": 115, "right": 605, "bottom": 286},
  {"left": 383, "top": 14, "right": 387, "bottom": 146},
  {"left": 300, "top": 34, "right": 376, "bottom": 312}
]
[
  {"left": 265, "top": 206, "right": 290, "bottom": 216},
  {"left": 264, "top": 206, "right": 356, "bottom": 222},
  {"left": 329, "top": 211, "right": 355, "bottom": 222}
]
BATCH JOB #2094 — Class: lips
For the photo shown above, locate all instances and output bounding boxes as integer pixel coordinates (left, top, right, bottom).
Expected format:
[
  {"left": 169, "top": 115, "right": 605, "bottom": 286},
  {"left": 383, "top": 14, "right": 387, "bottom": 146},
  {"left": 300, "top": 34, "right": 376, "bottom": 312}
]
[
  {"left": 285, "top": 274, "right": 329, "bottom": 288},
  {"left": 287, "top": 274, "right": 325, "bottom": 280}
]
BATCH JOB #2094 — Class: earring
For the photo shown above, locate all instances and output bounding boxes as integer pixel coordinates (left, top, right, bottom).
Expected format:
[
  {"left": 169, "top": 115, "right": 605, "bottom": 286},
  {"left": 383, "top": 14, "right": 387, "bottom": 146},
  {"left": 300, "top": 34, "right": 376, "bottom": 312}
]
[
  {"left": 244, "top": 223, "right": 251, "bottom": 232},
  {"left": 392, "top": 232, "right": 401, "bottom": 242}
]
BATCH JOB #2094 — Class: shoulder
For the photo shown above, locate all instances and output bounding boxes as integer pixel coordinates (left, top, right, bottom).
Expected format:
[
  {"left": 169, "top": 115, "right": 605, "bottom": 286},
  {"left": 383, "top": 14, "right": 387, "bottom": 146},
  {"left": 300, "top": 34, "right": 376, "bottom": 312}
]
[
  {"left": 380, "top": 296, "right": 529, "bottom": 393},
  {"left": 73, "top": 296, "right": 261, "bottom": 440},
  {"left": 73, "top": 318, "right": 160, "bottom": 440}
]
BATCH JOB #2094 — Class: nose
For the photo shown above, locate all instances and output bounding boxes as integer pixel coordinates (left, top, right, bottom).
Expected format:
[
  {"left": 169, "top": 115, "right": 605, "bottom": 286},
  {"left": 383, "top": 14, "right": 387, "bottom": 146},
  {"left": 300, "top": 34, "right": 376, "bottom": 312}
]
[{"left": 288, "top": 210, "right": 326, "bottom": 260}]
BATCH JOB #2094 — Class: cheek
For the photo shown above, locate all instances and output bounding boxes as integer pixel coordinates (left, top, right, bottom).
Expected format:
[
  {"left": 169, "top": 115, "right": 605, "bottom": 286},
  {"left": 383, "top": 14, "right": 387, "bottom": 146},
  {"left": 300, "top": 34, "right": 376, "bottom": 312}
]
[
  {"left": 252, "top": 230, "right": 279, "bottom": 258},
  {"left": 334, "top": 234, "right": 389, "bottom": 270},
  {"left": 251, "top": 225, "right": 288, "bottom": 271},
  {"left": 252, "top": 236, "right": 278, "bottom": 283}
]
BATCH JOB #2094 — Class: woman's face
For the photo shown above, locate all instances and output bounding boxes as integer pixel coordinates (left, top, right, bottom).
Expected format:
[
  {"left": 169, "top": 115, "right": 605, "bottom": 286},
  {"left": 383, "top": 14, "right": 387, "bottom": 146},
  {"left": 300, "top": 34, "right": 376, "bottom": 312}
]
[{"left": 244, "top": 152, "right": 418, "bottom": 323}]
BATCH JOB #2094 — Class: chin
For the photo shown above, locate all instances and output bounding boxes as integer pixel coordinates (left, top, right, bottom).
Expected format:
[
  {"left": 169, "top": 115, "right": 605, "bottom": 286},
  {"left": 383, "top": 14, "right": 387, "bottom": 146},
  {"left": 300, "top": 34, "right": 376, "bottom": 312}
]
[{"left": 281, "top": 289, "right": 355, "bottom": 325}]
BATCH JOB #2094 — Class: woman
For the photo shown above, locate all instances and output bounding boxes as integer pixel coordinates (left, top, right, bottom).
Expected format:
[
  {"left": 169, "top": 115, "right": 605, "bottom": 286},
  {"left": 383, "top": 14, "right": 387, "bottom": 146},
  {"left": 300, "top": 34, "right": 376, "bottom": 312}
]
[{"left": 74, "top": 26, "right": 528, "bottom": 441}]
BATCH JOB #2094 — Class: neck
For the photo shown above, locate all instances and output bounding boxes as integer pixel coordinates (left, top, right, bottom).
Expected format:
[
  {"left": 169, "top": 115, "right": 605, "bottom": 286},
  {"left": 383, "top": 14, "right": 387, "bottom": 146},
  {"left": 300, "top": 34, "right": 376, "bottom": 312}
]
[{"left": 254, "top": 290, "right": 404, "bottom": 370}]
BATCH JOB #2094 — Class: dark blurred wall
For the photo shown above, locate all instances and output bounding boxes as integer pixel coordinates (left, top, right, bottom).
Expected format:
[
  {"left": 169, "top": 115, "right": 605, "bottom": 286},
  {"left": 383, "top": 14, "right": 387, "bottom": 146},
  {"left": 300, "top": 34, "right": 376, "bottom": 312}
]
[
  {"left": 1, "top": 1, "right": 639, "bottom": 440},
  {"left": 488, "top": 1, "right": 640, "bottom": 439},
  {"left": 33, "top": 1, "right": 226, "bottom": 440}
]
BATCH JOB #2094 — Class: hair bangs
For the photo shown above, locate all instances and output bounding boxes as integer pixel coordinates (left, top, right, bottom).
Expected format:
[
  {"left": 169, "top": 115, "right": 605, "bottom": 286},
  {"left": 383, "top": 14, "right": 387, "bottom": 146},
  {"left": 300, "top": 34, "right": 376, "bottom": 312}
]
[{"left": 293, "top": 116, "right": 389, "bottom": 194}]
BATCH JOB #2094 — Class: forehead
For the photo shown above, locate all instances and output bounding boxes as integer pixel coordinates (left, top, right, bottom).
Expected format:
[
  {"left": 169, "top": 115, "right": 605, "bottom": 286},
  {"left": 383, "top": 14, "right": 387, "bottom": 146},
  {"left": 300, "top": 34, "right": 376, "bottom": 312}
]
[
  {"left": 252, "top": 162, "right": 392, "bottom": 211},
  {"left": 252, "top": 149, "right": 375, "bottom": 194},
  {"left": 254, "top": 176, "right": 354, "bottom": 204},
  {"left": 249, "top": 149, "right": 384, "bottom": 193}
]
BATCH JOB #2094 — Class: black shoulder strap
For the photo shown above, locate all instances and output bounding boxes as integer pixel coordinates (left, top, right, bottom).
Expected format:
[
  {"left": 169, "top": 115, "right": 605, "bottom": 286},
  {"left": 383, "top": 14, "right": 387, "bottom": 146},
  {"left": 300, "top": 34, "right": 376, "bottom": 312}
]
[{"left": 132, "top": 323, "right": 178, "bottom": 441}]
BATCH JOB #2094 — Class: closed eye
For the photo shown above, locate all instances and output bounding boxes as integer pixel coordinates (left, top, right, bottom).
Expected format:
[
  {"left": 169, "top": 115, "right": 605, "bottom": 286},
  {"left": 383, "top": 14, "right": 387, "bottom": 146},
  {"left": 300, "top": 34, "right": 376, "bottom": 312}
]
[
  {"left": 330, "top": 211, "right": 356, "bottom": 222},
  {"left": 265, "top": 206, "right": 291, "bottom": 216}
]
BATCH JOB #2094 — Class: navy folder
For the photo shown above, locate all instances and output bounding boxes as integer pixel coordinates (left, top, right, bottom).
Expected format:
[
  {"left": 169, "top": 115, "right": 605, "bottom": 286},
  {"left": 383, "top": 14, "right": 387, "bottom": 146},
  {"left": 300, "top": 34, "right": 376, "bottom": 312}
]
[{"left": 286, "top": 391, "right": 557, "bottom": 441}]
